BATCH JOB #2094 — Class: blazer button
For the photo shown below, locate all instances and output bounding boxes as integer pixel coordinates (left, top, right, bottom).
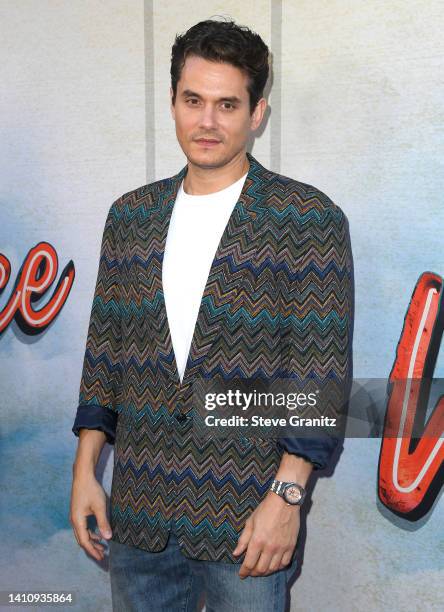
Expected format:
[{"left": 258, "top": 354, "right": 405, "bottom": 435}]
[{"left": 174, "top": 402, "right": 188, "bottom": 422}]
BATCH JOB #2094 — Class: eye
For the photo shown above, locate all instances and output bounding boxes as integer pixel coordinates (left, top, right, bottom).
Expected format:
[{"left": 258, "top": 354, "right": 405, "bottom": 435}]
[
  {"left": 221, "top": 102, "right": 235, "bottom": 110},
  {"left": 186, "top": 98, "right": 200, "bottom": 105}
]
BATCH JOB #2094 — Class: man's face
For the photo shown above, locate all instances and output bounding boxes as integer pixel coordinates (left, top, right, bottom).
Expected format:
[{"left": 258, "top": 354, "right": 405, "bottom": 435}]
[{"left": 170, "top": 54, "right": 266, "bottom": 169}]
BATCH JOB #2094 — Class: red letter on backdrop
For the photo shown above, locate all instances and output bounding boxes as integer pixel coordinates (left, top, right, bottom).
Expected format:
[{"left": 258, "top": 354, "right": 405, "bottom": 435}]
[
  {"left": 0, "top": 242, "right": 75, "bottom": 336},
  {"left": 379, "top": 272, "right": 444, "bottom": 520}
]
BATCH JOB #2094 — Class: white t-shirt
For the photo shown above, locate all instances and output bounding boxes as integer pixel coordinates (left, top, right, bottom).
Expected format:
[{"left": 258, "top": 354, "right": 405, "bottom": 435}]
[{"left": 162, "top": 171, "right": 248, "bottom": 383}]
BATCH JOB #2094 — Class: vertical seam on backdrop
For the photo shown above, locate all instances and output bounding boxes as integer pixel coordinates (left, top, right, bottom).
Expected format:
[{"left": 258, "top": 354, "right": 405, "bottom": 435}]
[
  {"left": 270, "top": 0, "right": 282, "bottom": 173},
  {"left": 144, "top": 0, "right": 155, "bottom": 183}
]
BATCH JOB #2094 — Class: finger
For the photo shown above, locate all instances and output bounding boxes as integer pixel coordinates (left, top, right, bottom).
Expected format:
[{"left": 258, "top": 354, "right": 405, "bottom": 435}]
[
  {"left": 87, "top": 528, "right": 108, "bottom": 556},
  {"left": 88, "top": 528, "right": 106, "bottom": 544},
  {"left": 238, "top": 541, "right": 262, "bottom": 579},
  {"left": 72, "top": 525, "right": 81, "bottom": 547},
  {"left": 233, "top": 521, "right": 253, "bottom": 556},
  {"left": 267, "top": 552, "right": 285, "bottom": 574},
  {"left": 251, "top": 551, "right": 275, "bottom": 576},
  {"left": 76, "top": 514, "right": 104, "bottom": 561},
  {"left": 279, "top": 550, "right": 294, "bottom": 570},
  {"left": 94, "top": 507, "right": 112, "bottom": 540},
  {"left": 89, "top": 537, "right": 107, "bottom": 556},
  {"left": 69, "top": 513, "right": 81, "bottom": 547}
]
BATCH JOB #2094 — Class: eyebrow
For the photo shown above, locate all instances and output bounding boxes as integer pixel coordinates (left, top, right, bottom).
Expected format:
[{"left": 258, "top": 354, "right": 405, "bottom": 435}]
[{"left": 181, "top": 89, "right": 242, "bottom": 104}]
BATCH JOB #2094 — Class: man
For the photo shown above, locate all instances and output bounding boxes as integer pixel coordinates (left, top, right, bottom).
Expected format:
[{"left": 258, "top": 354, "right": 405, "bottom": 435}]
[{"left": 70, "top": 18, "right": 354, "bottom": 612}]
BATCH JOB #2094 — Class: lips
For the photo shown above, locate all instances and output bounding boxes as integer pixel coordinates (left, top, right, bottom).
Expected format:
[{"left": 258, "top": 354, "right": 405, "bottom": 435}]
[{"left": 195, "top": 138, "right": 221, "bottom": 145}]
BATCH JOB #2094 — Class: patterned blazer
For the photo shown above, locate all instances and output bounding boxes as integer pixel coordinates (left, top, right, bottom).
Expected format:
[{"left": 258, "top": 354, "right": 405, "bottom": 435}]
[{"left": 72, "top": 151, "right": 354, "bottom": 563}]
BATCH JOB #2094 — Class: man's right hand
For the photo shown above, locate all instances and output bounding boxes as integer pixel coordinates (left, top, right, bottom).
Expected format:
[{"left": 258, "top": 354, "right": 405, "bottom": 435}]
[{"left": 70, "top": 429, "right": 111, "bottom": 561}]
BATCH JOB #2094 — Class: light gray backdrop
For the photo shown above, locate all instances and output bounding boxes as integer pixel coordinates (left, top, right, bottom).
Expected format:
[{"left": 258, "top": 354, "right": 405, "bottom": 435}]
[{"left": 1, "top": 1, "right": 443, "bottom": 610}]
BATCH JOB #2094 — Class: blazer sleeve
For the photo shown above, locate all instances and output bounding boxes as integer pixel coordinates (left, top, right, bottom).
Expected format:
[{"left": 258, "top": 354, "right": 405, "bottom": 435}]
[
  {"left": 277, "top": 203, "right": 354, "bottom": 470},
  {"left": 72, "top": 200, "right": 123, "bottom": 445}
]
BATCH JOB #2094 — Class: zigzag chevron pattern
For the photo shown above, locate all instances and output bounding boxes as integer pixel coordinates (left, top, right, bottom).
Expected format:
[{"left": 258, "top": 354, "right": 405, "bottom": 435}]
[{"left": 76, "top": 151, "right": 354, "bottom": 562}]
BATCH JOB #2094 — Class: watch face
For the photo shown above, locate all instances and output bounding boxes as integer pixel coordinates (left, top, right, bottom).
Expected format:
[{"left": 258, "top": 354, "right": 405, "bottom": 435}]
[{"left": 284, "top": 485, "right": 303, "bottom": 504}]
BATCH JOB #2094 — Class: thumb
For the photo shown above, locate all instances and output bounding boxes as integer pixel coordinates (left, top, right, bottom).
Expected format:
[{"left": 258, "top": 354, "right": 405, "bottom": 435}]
[{"left": 94, "top": 508, "right": 112, "bottom": 539}]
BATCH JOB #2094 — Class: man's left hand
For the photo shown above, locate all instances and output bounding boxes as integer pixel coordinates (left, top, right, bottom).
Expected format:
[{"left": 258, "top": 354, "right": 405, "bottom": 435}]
[{"left": 232, "top": 491, "right": 300, "bottom": 578}]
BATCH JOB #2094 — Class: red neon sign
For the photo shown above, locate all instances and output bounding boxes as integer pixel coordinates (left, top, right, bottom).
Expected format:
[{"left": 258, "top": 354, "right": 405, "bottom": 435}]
[
  {"left": 379, "top": 272, "right": 444, "bottom": 519},
  {"left": 0, "top": 242, "right": 75, "bottom": 335}
]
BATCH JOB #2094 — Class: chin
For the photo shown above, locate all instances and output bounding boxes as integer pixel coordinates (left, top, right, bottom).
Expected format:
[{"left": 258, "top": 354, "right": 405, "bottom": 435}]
[{"left": 186, "top": 150, "right": 227, "bottom": 169}]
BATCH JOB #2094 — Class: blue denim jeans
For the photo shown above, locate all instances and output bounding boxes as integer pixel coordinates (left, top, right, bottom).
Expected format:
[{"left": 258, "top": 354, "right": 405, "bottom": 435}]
[{"left": 109, "top": 530, "right": 299, "bottom": 611}]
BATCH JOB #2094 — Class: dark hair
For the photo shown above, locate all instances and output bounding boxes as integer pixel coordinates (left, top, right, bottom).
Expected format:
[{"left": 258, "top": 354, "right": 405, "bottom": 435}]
[{"left": 171, "top": 18, "right": 270, "bottom": 114}]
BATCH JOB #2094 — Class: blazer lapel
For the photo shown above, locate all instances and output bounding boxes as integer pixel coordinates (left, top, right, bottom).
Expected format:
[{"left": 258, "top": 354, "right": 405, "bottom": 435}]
[{"left": 152, "top": 151, "right": 270, "bottom": 393}]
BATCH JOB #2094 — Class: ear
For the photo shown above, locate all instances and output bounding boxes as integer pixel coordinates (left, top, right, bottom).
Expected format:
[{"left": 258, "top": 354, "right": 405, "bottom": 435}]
[
  {"left": 170, "top": 86, "right": 176, "bottom": 120},
  {"left": 250, "top": 98, "right": 267, "bottom": 131}
]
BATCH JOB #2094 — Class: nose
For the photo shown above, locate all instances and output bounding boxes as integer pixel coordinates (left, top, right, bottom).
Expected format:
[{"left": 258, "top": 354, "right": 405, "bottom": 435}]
[{"left": 198, "top": 104, "right": 218, "bottom": 130}]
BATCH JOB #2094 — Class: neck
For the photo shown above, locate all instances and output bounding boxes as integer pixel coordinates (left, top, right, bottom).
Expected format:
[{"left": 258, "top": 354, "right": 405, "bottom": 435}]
[{"left": 183, "top": 151, "right": 249, "bottom": 195}]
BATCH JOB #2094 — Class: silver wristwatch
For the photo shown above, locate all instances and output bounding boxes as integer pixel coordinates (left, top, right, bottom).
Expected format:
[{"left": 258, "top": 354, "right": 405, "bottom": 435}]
[{"left": 269, "top": 479, "right": 306, "bottom": 506}]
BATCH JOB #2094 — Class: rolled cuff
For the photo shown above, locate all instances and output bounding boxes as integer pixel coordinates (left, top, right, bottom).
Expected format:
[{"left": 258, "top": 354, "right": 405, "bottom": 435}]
[
  {"left": 72, "top": 404, "right": 118, "bottom": 445},
  {"left": 276, "top": 436, "right": 340, "bottom": 471}
]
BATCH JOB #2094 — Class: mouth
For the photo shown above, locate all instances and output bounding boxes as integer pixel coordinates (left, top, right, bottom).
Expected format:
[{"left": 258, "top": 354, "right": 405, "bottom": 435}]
[{"left": 194, "top": 138, "right": 221, "bottom": 147}]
